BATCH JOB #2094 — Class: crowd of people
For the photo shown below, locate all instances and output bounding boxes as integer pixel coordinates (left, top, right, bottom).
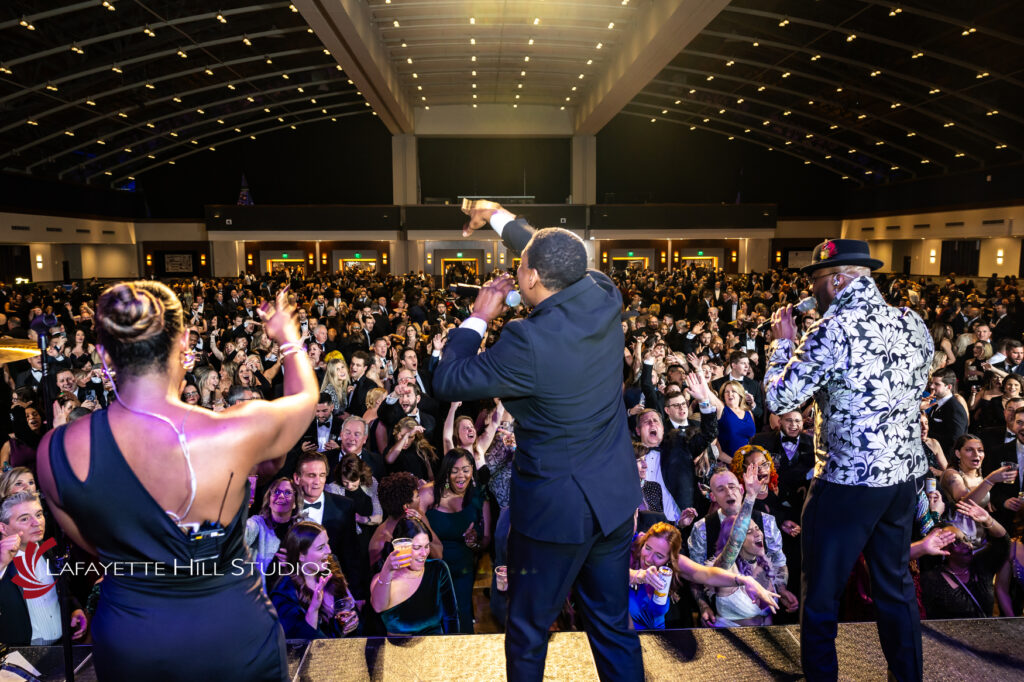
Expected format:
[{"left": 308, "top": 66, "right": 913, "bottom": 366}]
[{"left": 2, "top": 262, "right": 1024, "bottom": 646}]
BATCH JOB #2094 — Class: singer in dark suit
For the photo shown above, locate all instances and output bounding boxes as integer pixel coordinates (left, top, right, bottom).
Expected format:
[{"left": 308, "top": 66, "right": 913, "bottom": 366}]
[{"left": 434, "top": 202, "right": 643, "bottom": 681}]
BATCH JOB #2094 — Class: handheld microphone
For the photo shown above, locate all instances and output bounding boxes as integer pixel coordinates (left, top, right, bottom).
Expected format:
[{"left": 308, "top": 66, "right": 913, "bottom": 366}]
[
  {"left": 449, "top": 283, "right": 522, "bottom": 308},
  {"left": 757, "top": 297, "right": 816, "bottom": 333}
]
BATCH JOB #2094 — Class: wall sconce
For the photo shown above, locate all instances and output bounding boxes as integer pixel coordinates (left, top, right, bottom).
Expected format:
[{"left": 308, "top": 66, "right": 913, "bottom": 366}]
[
  {"left": 660, "top": 251, "right": 666, "bottom": 263},
  {"left": 145, "top": 254, "right": 152, "bottom": 267},
  {"left": 200, "top": 253, "right": 207, "bottom": 266},
  {"left": 426, "top": 252, "right": 433, "bottom": 265},
  {"left": 247, "top": 253, "right": 253, "bottom": 266},
  {"left": 602, "top": 252, "right": 608, "bottom": 264},
  {"left": 673, "top": 252, "right": 679, "bottom": 262},
  {"left": 382, "top": 252, "right": 388, "bottom": 265},
  {"left": 35, "top": 254, "right": 43, "bottom": 270},
  {"left": 486, "top": 252, "right": 492, "bottom": 264},
  {"left": 321, "top": 252, "right": 328, "bottom": 265},
  {"left": 308, "top": 253, "right": 314, "bottom": 265},
  {"left": 929, "top": 249, "right": 936, "bottom": 265},
  {"left": 775, "top": 251, "right": 782, "bottom": 263},
  {"left": 997, "top": 248, "right": 1004, "bottom": 265},
  {"left": 499, "top": 252, "right": 505, "bottom": 264},
  {"left": 731, "top": 250, "right": 738, "bottom": 263}
]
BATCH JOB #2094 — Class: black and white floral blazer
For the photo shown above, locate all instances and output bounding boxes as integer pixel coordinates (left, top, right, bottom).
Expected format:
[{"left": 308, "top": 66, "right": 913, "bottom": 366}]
[{"left": 764, "top": 275, "right": 934, "bottom": 487}]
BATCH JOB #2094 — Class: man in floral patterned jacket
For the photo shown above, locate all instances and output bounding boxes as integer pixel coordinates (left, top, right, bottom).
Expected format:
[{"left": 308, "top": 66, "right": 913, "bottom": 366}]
[{"left": 764, "top": 238, "right": 933, "bottom": 682}]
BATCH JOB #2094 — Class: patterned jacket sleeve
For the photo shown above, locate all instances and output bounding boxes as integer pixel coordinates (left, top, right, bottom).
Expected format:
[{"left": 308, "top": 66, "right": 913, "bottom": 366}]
[
  {"left": 761, "top": 513, "right": 788, "bottom": 584},
  {"left": 687, "top": 518, "right": 708, "bottom": 565},
  {"left": 763, "top": 319, "right": 849, "bottom": 415}
]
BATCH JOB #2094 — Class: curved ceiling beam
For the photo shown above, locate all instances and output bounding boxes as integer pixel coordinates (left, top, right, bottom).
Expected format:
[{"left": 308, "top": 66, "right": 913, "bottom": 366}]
[
  {"left": 94, "top": 100, "right": 372, "bottom": 182},
  {"left": 629, "top": 99, "right": 903, "bottom": 175},
  {"left": 47, "top": 76, "right": 352, "bottom": 175},
  {"left": 651, "top": 68, "right": 966, "bottom": 166},
  {"left": 0, "top": 26, "right": 313, "bottom": 106},
  {"left": 73, "top": 90, "right": 360, "bottom": 178},
  {"left": 853, "top": 1, "right": 1024, "bottom": 49},
  {"left": 618, "top": 108, "right": 865, "bottom": 186},
  {"left": 6, "top": 4, "right": 291, "bottom": 68},
  {"left": 700, "top": 29, "right": 1024, "bottom": 128},
  {"left": 0, "top": 42, "right": 324, "bottom": 136},
  {"left": 39, "top": 69, "right": 344, "bottom": 172},
  {"left": 682, "top": 49, "right": 1012, "bottom": 151},
  {"left": 720, "top": 6, "right": 1024, "bottom": 90},
  {"left": 110, "top": 109, "right": 372, "bottom": 186},
  {"left": 0, "top": 0, "right": 99, "bottom": 31}
]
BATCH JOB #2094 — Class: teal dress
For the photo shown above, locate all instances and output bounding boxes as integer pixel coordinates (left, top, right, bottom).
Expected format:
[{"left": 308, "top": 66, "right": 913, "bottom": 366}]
[
  {"left": 378, "top": 559, "right": 459, "bottom": 635},
  {"left": 425, "top": 487, "right": 484, "bottom": 634}
]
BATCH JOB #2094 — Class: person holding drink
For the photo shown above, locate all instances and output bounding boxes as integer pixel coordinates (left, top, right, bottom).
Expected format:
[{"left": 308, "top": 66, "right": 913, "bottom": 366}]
[
  {"left": 370, "top": 518, "right": 460, "bottom": 635},
  {"left": 269, "top": 521, "right": 360, "bottom": 639}
]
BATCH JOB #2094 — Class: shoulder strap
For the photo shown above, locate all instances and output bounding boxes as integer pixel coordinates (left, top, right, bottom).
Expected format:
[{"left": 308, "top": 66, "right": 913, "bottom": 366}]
[{"left": 942, "top": 570, "right": 987, "bottom": 617}]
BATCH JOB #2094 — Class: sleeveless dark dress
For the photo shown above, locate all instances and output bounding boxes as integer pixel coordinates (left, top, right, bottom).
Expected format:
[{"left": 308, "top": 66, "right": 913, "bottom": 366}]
[{"left": 49, "top": 409, "right": 287, "bottom": 681}]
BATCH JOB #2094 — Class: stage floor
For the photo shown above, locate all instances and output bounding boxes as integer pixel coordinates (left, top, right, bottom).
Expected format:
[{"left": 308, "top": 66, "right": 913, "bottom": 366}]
[{"left": 6, "top": 618, "right": 1022, "bottom": 681}]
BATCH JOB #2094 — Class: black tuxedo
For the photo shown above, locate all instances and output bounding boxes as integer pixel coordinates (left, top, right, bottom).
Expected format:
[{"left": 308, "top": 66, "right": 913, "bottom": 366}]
[
  {"left": 980, "top": 426, "right": 1018, "bottom": 475},
  {"left": 928, "top": 397, "right": 968, "bottom": 460},
  {"left": 750, "top": 430, "right": 815, "bottom": 523},
  {"left": 299, "top": 416, "right": 343, "bottom": 452},
  {"left": 434, "top": 217, "right": 643, "bottom": 681},
  {"left": 991, "top": 441, "right": 1023, "bottom": 529},
  {"left": 0, "top": 549, "right": 80, "bottom": 646},
  {"left": 307, "top": 492, "right": 365, "bottom": 598},
  {"left": 379, "top": 401, "right": 437, "bottom": 450},
  {"left": 347, "top": 376, "right": 377, "bottom": 417},
  {"left": 657, "top": 409, "right": 719, "bottom": 512}
]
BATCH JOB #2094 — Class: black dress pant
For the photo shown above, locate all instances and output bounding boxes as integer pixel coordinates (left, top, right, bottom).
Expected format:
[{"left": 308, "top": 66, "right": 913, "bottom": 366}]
[
  {"left": 800, "top": 477, "right": 922, "bottom": 682},
  {"left": 505, "top": 505, "right": 643, "bottom": 682}
]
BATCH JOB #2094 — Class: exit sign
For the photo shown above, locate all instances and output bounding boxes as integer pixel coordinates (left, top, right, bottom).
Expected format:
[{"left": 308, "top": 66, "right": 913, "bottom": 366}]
[
  {"left": 354, "top": 253, "right": 361, "bottom": 258},
  {"left": 282, "top": 253, "right": 289, "bottom": 258},
  {"left": 627, "top": 251, "right": 634, "bottom": 257},
  {"left": 697, "top": 250, "right": 704, "bottom": 256}
]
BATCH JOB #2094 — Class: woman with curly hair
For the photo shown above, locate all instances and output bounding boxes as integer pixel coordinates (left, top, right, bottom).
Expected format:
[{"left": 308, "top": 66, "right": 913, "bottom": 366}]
[
  {"left": 729, "top": 445, "right": 778, "bottom": 499},
  {"left": 368, "top": 472, "right": 442, "bottom": 568}
]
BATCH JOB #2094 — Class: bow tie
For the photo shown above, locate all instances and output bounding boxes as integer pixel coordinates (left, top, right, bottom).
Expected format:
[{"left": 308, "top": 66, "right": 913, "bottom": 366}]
[
  {"left": 1007, "top": 432, "right": 1016, "bottom": 441},
  {"left": 303, "top": 501, "right": 322, "bottom": 510},
  {"left": 781, "top": 435, "right": 799, "bottom": 444}
]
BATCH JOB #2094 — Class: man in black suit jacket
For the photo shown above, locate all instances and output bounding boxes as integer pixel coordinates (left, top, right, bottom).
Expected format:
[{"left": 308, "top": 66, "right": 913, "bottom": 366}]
[
  {"left": 347, "top": 351, "right": 376, "bottom": 417},
  {"left": 378, "top": 381, "right": 437, "bottom": 451},
  {"left": 337, "top": 415, "right": 386, "bottom": 483},
  {"left": 398, "top": 347, "right": 433, "bottom": 398},
  {"left": 298, "top": 394, "right": 344, "bottom": 453},
  {"left": 979, "top": 397, "right": 1024, "bottom": 475},
  {"left": 750, "top": 411, "right": 815, "bottom": 520},
  {"left": 0, "top": 492, "right": 87, "bottom": 646},
  {"left": 292, "top": 452, "right": 365, "bottom": 598},
  {"left": 927, "top": 370, "right": 969, "bottom": 459},
  {"left": 434, "top": 204, "right": 643, "bottom": 681}
]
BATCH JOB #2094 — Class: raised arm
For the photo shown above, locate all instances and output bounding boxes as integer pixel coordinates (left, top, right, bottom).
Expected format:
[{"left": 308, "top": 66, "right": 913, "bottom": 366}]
[
  {"left": 473, "top": 402, "right": 505, "bottom": 464},
  {"left": 442, "top": 401, "right": 460, "bottom": 454},
  {"left": 712, "top": 464, "right": 760, "bottom": 570}
]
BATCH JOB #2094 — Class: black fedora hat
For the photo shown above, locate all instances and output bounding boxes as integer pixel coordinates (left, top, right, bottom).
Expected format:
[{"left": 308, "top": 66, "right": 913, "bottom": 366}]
[{"left": 801, "top": 239, "right": 884, "bottom": 274}]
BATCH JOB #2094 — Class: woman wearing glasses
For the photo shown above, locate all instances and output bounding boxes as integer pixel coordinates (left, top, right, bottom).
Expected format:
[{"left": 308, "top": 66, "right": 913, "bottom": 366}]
[{"left": 246, "top": 477, "right": 303, "bottom": 593}]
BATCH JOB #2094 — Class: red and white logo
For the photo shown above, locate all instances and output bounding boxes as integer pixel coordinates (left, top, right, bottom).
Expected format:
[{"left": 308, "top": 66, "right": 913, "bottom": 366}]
[{"left": 12, "top": 537, "right": 57, "bottom": 599}]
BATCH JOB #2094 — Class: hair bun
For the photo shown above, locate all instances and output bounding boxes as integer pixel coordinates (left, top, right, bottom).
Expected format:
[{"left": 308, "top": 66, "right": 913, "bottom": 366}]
[{"left": 98, "top": 283, "right": 166, "bottom": 342}]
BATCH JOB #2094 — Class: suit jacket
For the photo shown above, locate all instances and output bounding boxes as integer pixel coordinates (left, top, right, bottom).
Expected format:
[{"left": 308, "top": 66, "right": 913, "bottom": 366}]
[
  {"left": 928, "top": 398, "right": 968, "bottom": 459},
  {"left": 0, "top": 550, "right": 80, "bottom": 646},
  {"left": 347, "top": 376, "right": 377, "bottom": 417},
  {"left": 434, "top": 218, "right": 641, "bottom": 543},
  {"left": 659, "top": 409, "right": 718, "bottom": 512},
  {"left": 300, "top": 416, "right": 344, "bottom": 451},
  {"left": 991, "top": 441, "right": 1023, "bottom": 528},
  {"left": 750, "top": 430, "right": 815, "bottom": 522},
  {"left": 379, "top": 401, "right": 438, "bottom": 451},
  {"left": 316, "top": 493, "right": 365, "bottom": 599},
  {"left": 979, "top": 426, "right": 1017, "bottom": 476}
]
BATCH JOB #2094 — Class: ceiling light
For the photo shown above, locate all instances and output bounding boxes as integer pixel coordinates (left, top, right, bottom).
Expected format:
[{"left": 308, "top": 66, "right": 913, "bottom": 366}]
[
  {"left": 921, "top": 159, "right": 930, "bottom": 164},
  {"left": 848, "top": 148, "right": 856, "bottom": 153},
  {"left": 472, "top": 94, "right": 477, "bottom": 98},
  {"left": 566, "top": 97, "right": 570, "bottom": 101},
  {"left": 661, "top": 109, "right": 668, "bottom": 114},
  {"left": 472, "top": 55, "right": 477, "bottom": 62},
  {"left": 906, "top": 131, "right": 916, "bottom": 137},
  {"left": 857, "top": 113, "right": 867, "bottom": 119},
  {"left": 962, "top": 27, "right": 977, "bottom": 36},
  {"left": 148, "top": 154, "right": 155, "bottom": 159},
  {"left": 19, "top": 19, "right": 36, "bottom": 30},
  {"left": 757, "top": 85, "right": 765, "bottom": 92},
  {"left": 146, "top": 122, "right": 155, "bottom": 128},
  {"left": 829, "top": 124, "right": 838, "bottom": 130},
  {"left": 470, "top": 38, "right": 475, "bottom": 45},
  {"left": 943, "top": 121, "right": 954, "bottom": 127},
  {"left": 217, "top": 13, "right": 226, "bottom": 23},
  {"left": 825, "top": 155, "right": 832, "bottom": 159},
  {"left": 911, "top": 51, "right": 923, "bottom": 59},
  {"left": 596, "top": 42, "right": 603, "bottom": 49},
  {"left": 417, "top": 85, "right": 422, "bottom": 90},
  {"left": 86, "top": 100, "right": 96, "bottom": 106},
  {"left": 528, "top": 38, "right": 534, "bottom": 45},
  {"left": 995, "top": 144, "right": 1007, "bottom": 149},
  {"left": 145, "top": 83, "right": 155, "bottom": 89},
  {"left": 783, "top": 110, "right": 791, "bottom": 116},
  {"left": 117, "top": 112, "right": 127, "bottom": 118},
  {"left": 170, "top": 132, "right": 178, "bottom": 137},
  {"left": 123, "top": 147, "right": 132, "bottom": 152},
  {"left": 102, "top": 1, "right": 115, "bottom": 10},
  {"left": 560, "top": 106, "right": 564, "bottom": 110},
  {"left": 836, "top": 86, "right": 843, "bottom": 92},
  {"left": 703, "top": 118, "right": 709, "bottom": 123},
  {"left": 246, "top": 96, "right": 254, "bottom": 102},
  {"left": 412, "top": 73, "right": 418, "bottom": 78},
  {"left": 752, "top": 41, "right": 759, "bottom": 47},
  {"left": 889, "top": 8, "right": 903, "bottom": 15},
  {"left": 976, "top": 72, "right": 989, "bottom": 79},
  {"left": 804, "top": 161, "right": 811, "bottom": 165},
  {"left": 523, "top": 56, "right": 529, "bottom": 62},
  {"left": 706, "top": 75, "right": 714, "bottom": 81},
  {"left": 511, "top": 104, "right": 516, "bottom": 108},
  {"left": 173, "top": 96, "right": 182, "bottom": 102},
  {"left": 870, "top": 70, "right": 881, "bottom": 77},
  {"left": 929, "top": 88, "right": 940, "bottom": 94},
  {"left": 471, "top": 70, "right": 476, "bottom": 76},
  {"left": 407, "top": 57, "right": 413, "bottom": 64},
  {"left": 277, "top": 117, "right": 283, "bottom": 122},
  {"left": 587, "top": 59, "right": 593, "bottom": 65},
  {"left": 401, "top": 41, "right": 407, "bottom": 48},
  {"left": 811, "top": 54, "right": 821, "bottom": 62},
  {"left": 169, "top": 161, "right": 176, "bottom": 165},
  {"left": 515, "top": 94, "right": 520, "bottom": 99},
  {"left": 0, "top": 65, "right": 12, "bottom": 75},
  {"left": 393, "top": 20, "right": 399, "bottom": 28},
  {"left": 289, "top": 4, "right": 298, "bottom": 12},
  {"left": 46, "top": 83, "right": 59, "bottom": 91},
  {"left": 781, "top": 71, "right": 791, "bottom": 78},
  {"left": 520, "top": 70, "right": 525, "bottom": 76},
  {"left": 954, "top": 152, "right": 965, "bottom": 158},
  {"left": 323, "top": 48, "right": 330, "bottom": 55},
  {"left": 579, "top": 73, "right": 584, "bottom": 79},
  {"left": 890, "top": 165, "right": 898, "bottom": 170},
  {"left": 651, "top": 118, "right": 656, "bottom": 123},
  {"left": 265, "top": 57, "right": 273, "bottom": 64},
  {"left": 243, "top": 35, "right": 251, "bottom": 46},
  {"left": 779, "top": 19, "right": 789, "bottom": 27},
  {"left": 987, "top": 110, "right": 999, "bottom": 116},
  {"left": 846, "top": 34, "right": 856, "bottom": 42},
  {"left": 422, "top": 96, "right": 427, "bottom": 101},
  {"left": 264, "top": 108, "right": 270, "bottom": 113},
  {"left": 762, "top": 120, "right": 769, "bottom": 125},
  {"left": 204, "top": 68, "right": 214, "bottom": 75},
  {"left": 469, "top": 17, "right": 475, "bottom": 24},
  {"left": 282, "top": 73, "right": 289, "bottom": 79},
  {"left": 806, "top": 133, "right": 813, "bottom": 139},
  {"left": 472, "top": 83, "right": 476, "bottom": 88},
  {"left": 518, "top": 83, "right": 523, "bottom": 88},
  {"left": 718, "top": 109, "right": 725, "bottom": 114},
  {"left": 177, "top": 49, "right": 187, "bottom": 58},
  {"left": 196, "top": 108, "right": 205, "bottom": 114},
  {"left": 675, "top": 99, "right": 681, "bottom": 104},
  {"left": 571, "top": 86, "right": 577, "bottom": 91},
  {"left": 71, "top": 44, "right": 85, "bottom": 55},
  {"left": 26, "top": 119, "right": 38, "bottom": 126},
  {"left": 875, "top": 140, "right": 884, "bottom": 145},
  {"left": 726, "top": 60, "right": 734, "bottom": 66},
  {"left": 691, "top": 126, "right": 696, "bottom": 131},
  {"left": 890, "top": 102, "right": 901, "bottom": 108},
  {"left": 608, "top": 22, "right": 615, "bottom": 29},
  {"left": 64, "top": 130, "right": 74, "bottom": 137},
  {"left": 689, "top": 89, "right": 696, "bottom": 93},
  {"left": 534, "top": 18, "right": 541, "bottom": 25}
]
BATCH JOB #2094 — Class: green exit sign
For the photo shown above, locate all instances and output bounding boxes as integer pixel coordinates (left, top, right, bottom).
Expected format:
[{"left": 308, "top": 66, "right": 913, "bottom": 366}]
[
  {"left": 697, "top": 250, "right": 704, "bottom": 256},
  {"left": 354, "top": 252, "right": 361, "bottom": 258},
  {"left": 627, "top": 251, "right": 634, "bottom": 257},
  {"left": 282, "top": 253, "right": 288, "bottom": 258},
  {"left": 456, "top": 252, "right": 463, "bottom": 257}
]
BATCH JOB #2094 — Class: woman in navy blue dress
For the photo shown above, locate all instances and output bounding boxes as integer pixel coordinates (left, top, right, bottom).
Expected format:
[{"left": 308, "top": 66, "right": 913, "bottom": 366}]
[{"left": 36, "top": 281, "right": 319, "bottom": 681}]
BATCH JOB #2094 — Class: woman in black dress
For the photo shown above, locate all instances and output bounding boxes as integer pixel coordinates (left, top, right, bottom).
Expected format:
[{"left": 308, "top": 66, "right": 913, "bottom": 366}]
[{"left": 36, "top": 281, "right": 319, "bottom": 681}]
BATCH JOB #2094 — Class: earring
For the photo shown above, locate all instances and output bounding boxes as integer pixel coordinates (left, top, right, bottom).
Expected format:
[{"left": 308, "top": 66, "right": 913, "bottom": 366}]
[{"left": 444, "top": 481, "right": 450, "bottom": 492}]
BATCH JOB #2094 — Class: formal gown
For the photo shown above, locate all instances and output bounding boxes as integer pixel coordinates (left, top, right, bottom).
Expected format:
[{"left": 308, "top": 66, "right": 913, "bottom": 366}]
[
  {"left": 378, "top": 559, "right": 459, "bottom": 635},
  {"left": 425, "top": 487, "right": 484, "bottom": 634},
  {"left": 49, "top": 410, "right": 287, "bottom": 681},
  {"left": 718, "top": 408, "right": 756, "bottom": 459}
]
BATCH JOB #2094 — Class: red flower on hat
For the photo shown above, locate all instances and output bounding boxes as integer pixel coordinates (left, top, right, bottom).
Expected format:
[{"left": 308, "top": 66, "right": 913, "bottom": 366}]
[{"left": 819, "top": 240, "right": 837, "bottom": 261}]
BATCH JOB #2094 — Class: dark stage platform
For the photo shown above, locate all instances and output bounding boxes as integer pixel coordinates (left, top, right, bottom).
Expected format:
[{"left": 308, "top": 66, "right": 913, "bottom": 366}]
[{"left": 5, "top": 618, "right": 1022, "bottom": 681}]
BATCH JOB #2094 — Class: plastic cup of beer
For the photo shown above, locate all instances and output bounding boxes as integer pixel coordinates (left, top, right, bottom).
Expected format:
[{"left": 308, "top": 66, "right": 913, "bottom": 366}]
[
  {"left": 392, "top": 538, "right": 413, "bottom": 568},
  {"left": 495, "top": 565, "right": 508, "bottom": 592}
]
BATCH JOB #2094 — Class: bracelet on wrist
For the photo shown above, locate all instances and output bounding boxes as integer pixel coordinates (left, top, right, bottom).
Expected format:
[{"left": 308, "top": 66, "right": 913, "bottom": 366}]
[{"left": 734, "top": 574, "right": 743, "bottom": 587}]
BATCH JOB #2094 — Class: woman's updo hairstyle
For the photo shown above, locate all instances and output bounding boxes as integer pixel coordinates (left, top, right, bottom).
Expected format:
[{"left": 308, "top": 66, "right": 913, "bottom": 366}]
[{"left": 96, "top": 281, "right": 183, "bottom": 377}]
